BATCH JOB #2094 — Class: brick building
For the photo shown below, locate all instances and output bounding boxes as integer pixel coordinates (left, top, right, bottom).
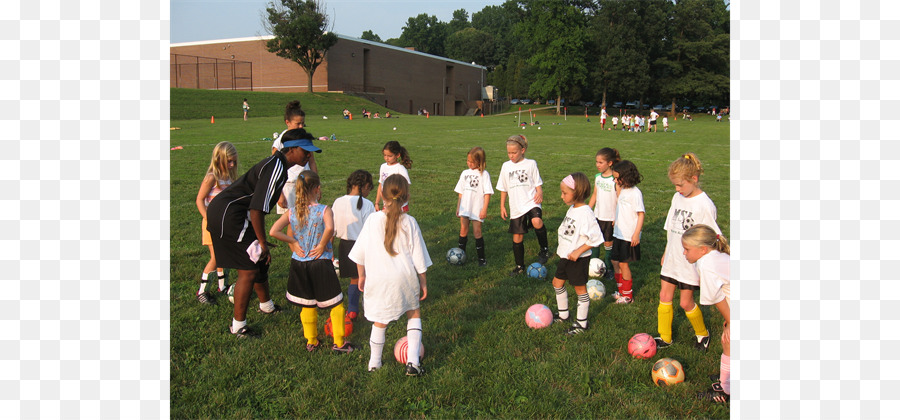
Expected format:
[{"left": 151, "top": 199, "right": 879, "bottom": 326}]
[{"left": 170, "top": 34, "right": 486, "bottom": 116}]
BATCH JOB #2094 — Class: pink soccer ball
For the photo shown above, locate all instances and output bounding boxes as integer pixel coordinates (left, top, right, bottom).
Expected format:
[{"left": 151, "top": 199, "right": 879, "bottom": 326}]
[
  {"left": 628, "top": 333, "right": 657, "bottom": 359},
  {"left": 525, "top": 304, "right": 553, "bottom": 329},
  {"left": 394, "top": 336, "right": 425, "bottom": 364}
]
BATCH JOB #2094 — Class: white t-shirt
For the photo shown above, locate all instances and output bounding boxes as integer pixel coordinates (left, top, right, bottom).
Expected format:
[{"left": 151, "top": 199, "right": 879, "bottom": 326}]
[
  {"left": 696, "top": 250, "right": 730, "bottom": 305},
  {"left": 379, "top": 162, "right": 411, "bottom": 208},
  {"left": 663, "top": 117, "right": 669, "bottom": 126},
  {"left": 650, "top": 110, "right": 659, "bottom": 122},
  {"left": 556, "top": 204, "right": 604, "bottom": 259},
  {"left": 454, "top": 169, "right": 494, "bottom": 222},
  {"left": 495, "top": 158, "right": 543, "bottom": 219},
  {"left": 592, "top": 173, "right": 617, "bottom": 222},
  {"left": 612, "top": 117, "right": 618, "bottom": 125},
  {"left": 348, "top": 212, "right": 432, "bottom": 324},
  {"left": 332, "top": 194, "right": 375, "bottom": 241},
  {"left": 600, "top": 109, "right": 608, "bottom": 120},
  {"left": 660, "top": 191, "right": 720, "bottom": 285},
  {"left": 274, "top": 128, "right": 311, "bottom": 214},
  {"left": 612, "top": 187, "right": 644, "bottom": 241}
]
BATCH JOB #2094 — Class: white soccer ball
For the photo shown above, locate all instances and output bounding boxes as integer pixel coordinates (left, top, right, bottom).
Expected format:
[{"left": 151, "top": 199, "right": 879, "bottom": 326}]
[
  {"left": 323, "top": 116, "right": 328, "bottom": 119},
  {"left": 586, "top": 279, "right": 606, "bottom": 301},
  {"left": 393, "top": 127, "right": 397, "bottom": 130},
  {"left": 588, "top": 258, "right": 606, "bottom": 277},
  {"left": 538, "top": 127, "right": 541, "bottom": 130},
  {"left": 446, "top": 247, "right": 466, "bottom": 265}
]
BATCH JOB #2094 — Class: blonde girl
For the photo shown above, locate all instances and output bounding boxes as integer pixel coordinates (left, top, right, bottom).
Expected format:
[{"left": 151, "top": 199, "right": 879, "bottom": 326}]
[
  {"left": 332, "top": 170, "right": 376, "bottom": 321},
  {"left": 349, "top": 174, "right": 432, "bottom": 376},
  {"left": 375, "top": 141, "right": 412, "bottom": 212},
  {"left": 454, "top": 147, "right": 493, "bottom": 266},
  {"left": 551, "top": 173, "right": 604, "bottom": 335},
  {"left": 656, "top": 153, "right": 722, "bottom": 351},
  {"left": 682, "top": 224, "right": 730, "bottom": 403},
  {"left": 270, "top": 171, "right": 354, "bottom": 354},
  {"left": 587, "top": 147, "right": 620, "bottom": 277},
  {"left": 194, "top": 141, "right": 238, "bottom": 304}
]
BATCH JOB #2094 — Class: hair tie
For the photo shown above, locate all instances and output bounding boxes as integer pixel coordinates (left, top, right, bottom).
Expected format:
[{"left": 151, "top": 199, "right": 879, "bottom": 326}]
[
  {"left": 299, "top": 173, "right": 305, "bottom": 180},
  {"left": 562, "top": 175, "right": 576, "bottom": 190},
  {"left": 715, "top": 234, "right": 720, "bottom": 241},
  {"left": 683, "top": 154, "right": 690, "bottom": 160}
]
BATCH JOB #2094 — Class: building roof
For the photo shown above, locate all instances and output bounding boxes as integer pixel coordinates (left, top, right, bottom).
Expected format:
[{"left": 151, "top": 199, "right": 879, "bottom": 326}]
[{"left": 170, "top": 34, "right": 486, "bottom": 70}]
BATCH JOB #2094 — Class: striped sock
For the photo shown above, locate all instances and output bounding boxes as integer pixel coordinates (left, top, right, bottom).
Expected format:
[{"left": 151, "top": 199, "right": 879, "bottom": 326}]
[
  {"left": 554, "top": 286, "right": 569, "bottom": 320},
  {"left": 575, "top": 293, "right": 589, "bottom": 329}
]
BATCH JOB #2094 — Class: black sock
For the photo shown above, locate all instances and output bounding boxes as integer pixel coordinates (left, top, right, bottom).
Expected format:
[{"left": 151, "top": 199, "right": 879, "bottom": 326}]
[
  {"left": 535, "top": 226, "right": 549, "bottom": 251},
  {"left": 513, "top": 241, "right": 525, "bottom": 267},
  {"left": 475, "top": 237, "right": 485, "bottom": 260},
  {"left": 458, "top": 235, "right": 468, "bottom": 251}
]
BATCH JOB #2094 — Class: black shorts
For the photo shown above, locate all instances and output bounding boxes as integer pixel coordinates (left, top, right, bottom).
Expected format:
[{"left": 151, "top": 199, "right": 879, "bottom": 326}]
[
  {"left": 650, "top": 120, "right": 657, "bottom": 126},
  {"left": 508, "top": 207, "right": 543, "bottom": 234},
  {"left": 660, "top": 275, "right": 700, "bottom": 291},
  {"left": 610, "top": 237, "right": 641, "bottom": 262},
  {"left": 596, "top": 219, "right": 613, "bottom": 243},
  {"left": 553, "top": 256, "right": 591, "bottom": 286},
  {"left": 285, "top": 258, "right": 343, "bottom": 308},
  {"left": 337, "top": 239, "right": 358, "bottom": 279},
  {"left": 210, "top": 234, "right": 270, "bottom": 282}
]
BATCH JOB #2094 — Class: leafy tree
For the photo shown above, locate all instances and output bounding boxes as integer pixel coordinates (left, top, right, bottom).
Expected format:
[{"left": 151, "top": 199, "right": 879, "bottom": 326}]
[
  {"left": 263, "top": 0, "right": 338, "bottom": 93},
  {"left": 360, "top": 30, "right": 382, "bottom": 43},
  {"left": 445, "top": 27, "right": 498, "bottom": 66},
  {"left": 448, "top": 9, "right": 471, "bottom": 34},
  {"left": 398, "top": 13, "right": 448, "bottom": 56}
]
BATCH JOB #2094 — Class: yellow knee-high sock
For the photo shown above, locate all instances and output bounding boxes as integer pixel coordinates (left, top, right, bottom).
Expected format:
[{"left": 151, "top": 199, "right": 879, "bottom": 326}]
[
  {"left": 300, "top": 307, "right": 319, "bottom": 345},
  {"left": 685, "top": 304, "right": 709, "bottom": 337},
  {"left": 657, "top": 301, "right": 674, "bottom": 343},
  {"left": 330, "top": 305, "right": 346, "bottom": 347}
]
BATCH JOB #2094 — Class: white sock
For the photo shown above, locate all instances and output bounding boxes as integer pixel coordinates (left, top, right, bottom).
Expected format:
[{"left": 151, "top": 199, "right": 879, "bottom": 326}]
[
  {"left": 217, "top": 272, "right": 226, "bottom": 291},
  {"left": 259, "top": 299, "right": 275, "bottom": 313},
  {"left": 720, "top": 354, "right": 731, "bottom": 394},
  {"left": 368, "top": 325, "right": 387, "bottom": 370},
  {"left": 230, "top": 318, "right": 246, "bottom": 334},
  {"left": 576, "top": 293, "right": 590, "bottom": 328},
  {"left": 406, "top": 318, "right": 423, "bottom": 366},
  {"left": 198, "top": 272, "right": 210, "bottom": 294},
  {"left": 554, "top": 286, "right": 569, "bottom": 319}
]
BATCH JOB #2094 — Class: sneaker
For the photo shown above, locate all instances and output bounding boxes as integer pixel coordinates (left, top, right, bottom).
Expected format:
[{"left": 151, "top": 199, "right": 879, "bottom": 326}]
[
  {"left": 611, "top": 291, "right": 622, "bottom": 300},
  {"left": 565, "top": 323, "right": 588, "bottom": 336},
  {"left": 347, "top": 311, "right": 358, "bottom": 321},
  {"left": 695, "top": 335, "right": 710, "bottom": 352},
  {"left": 614, "top": 295, "right": 633, "bottom": 304},
  {"left": 405, "top": 362, "right": 424, "bottom": 377},
  {"left": 257, "top": 304, "right": 282, "bottom": 314},
  {"left": 229, "top": 325, "right": 256, "bottom": 338},
  {"left": 197, "top": 292, "right": 214, "bottom": 305},
  {"left": 332, "top": 342, "right": 356, "bottom": 354},
  {"left": 306, "top": 342, "right": 320, "bottom": 352},
  {"left": 538, "top": 249, "right": 550, "bottom": 265},
  {"left": 478, "top": 258, "right": 487, "bottom": 267},
  {"left": 508, "top": 265, "right": 526, "bottom": 276},
  {"left": 654, "top": 336, "right": 673, "bottom": 349},
  {"left": 368, "top": 365, "right": 381, "bottom": 372},
  {"left": 552, "top": 314, "right": 569, "bottom": 324},
  {"left": 218, "top": 283, "right": 230, "bottom": 294}
]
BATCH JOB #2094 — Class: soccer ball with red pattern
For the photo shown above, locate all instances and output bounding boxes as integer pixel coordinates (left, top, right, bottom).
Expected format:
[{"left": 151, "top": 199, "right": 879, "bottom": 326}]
[
  {"left": 324, "top": 316, "right": 353, "bottom": 337},
  {"left": 651, "top": 358, "right": 685, "bottom": 386}
]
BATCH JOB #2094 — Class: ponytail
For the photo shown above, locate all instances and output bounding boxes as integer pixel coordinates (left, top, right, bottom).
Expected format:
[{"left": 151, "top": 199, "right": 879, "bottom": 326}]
[
  {"left": 381, "top": 174, "right": 409, "bottom": 256},
  {"left": 682, "top": 224, "right": 730, "bottom": 255},
  {"left": 293, "top": 170, "right": 320, "bottom": 227}
]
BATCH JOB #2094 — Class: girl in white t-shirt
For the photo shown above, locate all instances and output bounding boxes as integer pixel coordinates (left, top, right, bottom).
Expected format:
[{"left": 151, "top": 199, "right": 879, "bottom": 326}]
[
  {"left": 332, "top": 170, "right": 375, "bottom": 321},
  {"left": 349, "top": 175, "right": 432, "bottom": 376},
  {"left": 610, "top": 160, "right": 644, "bottom": 304},
  {"left": 682, "top": 224, "right": 730, "bottom": 404},
  {"left": 655, "top": 153, "right": 721, "bottom": 352},
  {"left": 273, "top": 101, "right": 316, "bottom": 214},
  {"left": 194, "top": 141, "right": 238, "bottom": 303},
  {"left": 551, "top": 173, "right": 604, "bottom": 335},
  {"left": 454, "top": 147, "right": 493, "bottom": 266},
  {"left": 587, "top": 147, "right": 620, "bottom": 277},
  {"left": 376, "top": 141, "right": 412, "bottom": 212}
]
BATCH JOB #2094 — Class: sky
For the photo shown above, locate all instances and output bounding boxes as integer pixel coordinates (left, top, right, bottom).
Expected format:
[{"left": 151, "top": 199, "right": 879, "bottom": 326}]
[{"left": 171, "top": 0, "right": 507, "bottom": 44}]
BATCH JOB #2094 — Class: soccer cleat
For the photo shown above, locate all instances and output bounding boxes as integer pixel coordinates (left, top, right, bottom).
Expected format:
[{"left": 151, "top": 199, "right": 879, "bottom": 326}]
[
  {"left": 508, "top": 265, "right": 526, "bottom": 276},
  {"left": 197, "top": 292, "right": 214, "bottom": 305},
  {"left": 565, "top": 323, "right": 588, "bottom": 336},
  {"left": 229, "top": 325, "right": 256, "bottom": 339},
  {"left": 347, "top": 311, "right": 358, "bottom": 321},
  {"left": 257, "top": 304, "right": 282, "bottom": 314},
  {"left": 332, "top": 342, "right": 356, "bottom": 354},
  {"left": 537, "top": 249, "right": 550, "bottom": 265},
  {"left": 614, "top": 295, "right": 633, "bottom": 304},
  {"left": 368, "top": 365, "right": 381, "bottom": 372},
  {"left": 478, "top": 258, "right": 487, "bottom": 267},
  {"left": 306, "top": 342, "right": 320, "bottom": 352},
  {"left": 611, "top": 291, "right": 622, "bottom": 300},
  {"left": 695, "top": 335, "right": 710, "bottom": 352},
  {"left": 405, "top": 362, "right": 424, "bottom": 377},
  {"left": 552, "top": 313, "right": 569, "bottom": 324},
  {"left": 654, "top": 337, "right": 673, "bottom": 349}
]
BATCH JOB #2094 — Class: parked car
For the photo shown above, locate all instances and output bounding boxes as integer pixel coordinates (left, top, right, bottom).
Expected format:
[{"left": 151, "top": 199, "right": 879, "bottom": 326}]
[
  {"left": 547, "top": 99, "right": 556, "bottom": 105},
  {"left": 625, "top": 101, "right": 638, "bottom": 109},
  {"left": 522, "top": 99, "right": 532, "bottom": 104},
  {"left": 510, "top": 98, "right": 520, "bottom": 105},
  {"left": 642, "top": 103, "right": 650, "bottom": 110},
  {"left": 652, "top": 104, "right": 664, "bottom": 111},
  {"left": 584, "top": 101, "right": 595, "bottom": 107},
  {"left": 612, "top": 101, "right": 623, "bottom": 108}
]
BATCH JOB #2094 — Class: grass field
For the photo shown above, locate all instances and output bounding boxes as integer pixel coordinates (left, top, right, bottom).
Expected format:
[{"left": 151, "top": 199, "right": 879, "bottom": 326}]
[{"left": 171, "top": 90, "right": 730, "bottom": 419}]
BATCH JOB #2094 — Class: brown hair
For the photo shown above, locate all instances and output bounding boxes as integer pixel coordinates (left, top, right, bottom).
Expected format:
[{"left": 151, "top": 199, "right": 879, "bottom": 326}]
[
  {"left": 567, "top": 172, "right": 591, "bottom": 203},
  {"left": 682, "top": 224, "right": 730, "bottom": 255},
  {"left": 506, "top": 134, "right": 528, "bottom": 151},
  {"left": 596, "top": 147, "right": 621, "bottom": 165},
  {"left": 381, "top": 174, "right": 410, "bottom": 256},
  {"left": 383, "top": 141, "right": 412, "bottom": 169},
  {"left": 468, "top": 146, "right": 486, "bottom": 172},
  {"left": 293, "top": 170, "right": 320, "bottom": 227}
]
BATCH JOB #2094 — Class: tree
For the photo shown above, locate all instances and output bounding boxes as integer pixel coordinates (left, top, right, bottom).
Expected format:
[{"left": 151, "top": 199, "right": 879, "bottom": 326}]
[
  {"left": 360, "top": 30, "right": 382, "bottom": 43},
  {"left": 398, "top": 14, "right": 448, "bottom": 56},
  {"left": 445, "top": 27, "right": 498, "bottom": 66},
  {"left": 263, "top": 0, "right": 338, "bottom": 93},
  {"left": 447, "top": 9, "right": 471, "bottom": 34}
]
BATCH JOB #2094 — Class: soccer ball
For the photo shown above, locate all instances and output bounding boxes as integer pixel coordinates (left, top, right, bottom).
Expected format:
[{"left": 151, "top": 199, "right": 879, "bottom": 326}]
[
  {"left": 394, "top": 336, "right": 425, "bottom": 364},
  {"left": 324, "top": 315, "right": 354, "bottom": 337},
  {"left": 586, "top": 279, "right": 606, "bottom": 301},
  {"left": 628, "top": 333, "right": 657, "bottom": 359},
  {"left": 393, "top": 127, "right": 397, "bottom": 130},
  {"left": 588, "top": 258, "right": 606, "bottom": 277},
  {"left": 227, "top": 283, "right": 235, "bottom": 304},
  {"left": 446, "top": 247, "right": 466, "bottom": 265},
  {"left": 525, "top": 303, "right": 553, "bottom": 329},
  {"left": 526, "top": 262, "right": 547, "bottom": 279},
  {"left": 651, "top": 358, "right": 685, "bottom": 386},
  {"left": 333, "top": 258, "right": 341, "bottom": 277}
]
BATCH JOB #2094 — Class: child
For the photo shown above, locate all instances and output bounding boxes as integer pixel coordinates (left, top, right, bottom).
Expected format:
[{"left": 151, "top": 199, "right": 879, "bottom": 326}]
[
  {"left": 194, "top": 141, "right": 238, "bottom": 304},
  {"left": 655, "top": 153, "right": 721, "bottom": 351},
  {"left": 332, "top": 170, "right": 376, "bottom": 321},
  {"left": 454, "top": 147, "right": 494, "bottom": 266},
  {"left": 609, "top": 160, "right": 644, "bottom": 304},
  {"left": 551, "top": 173, "right": 604, "bottom": 335},
  {"left": 587, "top": 148, "right": 620, "bottom": 278},
  {"left": 273, "top": 101, "right": 318, "bottom": 214},
  {"left": 496, "top": 134, "right": 550, "bottom": 276},
  {"left": 612, "top": 116, "right": 618, "bottom": 130},
  {"left": 349, "top": 174, "right": 432, "bottom": 375},
  {"left": 663, "top": 116, "right": 669, "bottom": 132},
  {"left": 599, "top": 106, "right": 608, "bottom": 129},
  {"left": 269, "top": 170, "right": 355, "bottom": 354},
  {"left": 242, "top": 98, "right": 250, "bottom": 121},
  {"left": 375, "top": 141, "right": 412, "bottom": 212},
  {"left": 682, "top": 224, "right": 730, "bottom": 403}
]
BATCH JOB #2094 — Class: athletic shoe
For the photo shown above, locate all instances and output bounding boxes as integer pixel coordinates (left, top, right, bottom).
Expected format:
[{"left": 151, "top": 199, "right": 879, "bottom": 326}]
[
  {"left": 508, "top": 265, "right": 526, "bottom": 276},
  {"left": 654, "top": 336, "right": 673, "bottom": 349},
  {"left": 306, "top": 342, "right": 319, "bottom": 352},
  {"left": 368, "top": 365, "right": 381, "bottom": 372},
  {"left": 552, "top": 314, "right": 569, "bottom": 324},
  {"left": 218, "top": 283, "right": 230, "bottom": 294},
  {"left": 565, "top": 323, "right": 588, "bottom": 336},
  {"left": 614, "top": 295, "right": 633, "bottom": 304},
  {"left": 332, "top": 342, "right": 356, "bottom": 354},
  {"left": 197, "top": 292, "right": 214, "bottom": 305},
  {"left": 478, "top": 258, "right": 487, "bottom": 267},
  {"left": 611, "top": 291, "right": 622, "bottom": 300},
  {"left": 347, "top": 311, "right": 358, "bottom": 321},
  {"left": 537, "top": 249, "right": 550, "bottom": 265},
  {"left": 695, "top": 335, "right": 710, "bottom": 352},
  {"left": 257, "top": 304, "right": 282, "bottom": 314},
  {"left": 405, "top": 362, "right": 424, "bottom": 377},
  {"left": 229, "top": 325, "right": 256, "bottom": 339}
]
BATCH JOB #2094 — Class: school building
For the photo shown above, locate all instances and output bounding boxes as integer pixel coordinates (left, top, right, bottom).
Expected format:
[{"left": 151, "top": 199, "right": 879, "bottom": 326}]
[{"left": 170, "top": 34, "right": 487, "bottom": 116}]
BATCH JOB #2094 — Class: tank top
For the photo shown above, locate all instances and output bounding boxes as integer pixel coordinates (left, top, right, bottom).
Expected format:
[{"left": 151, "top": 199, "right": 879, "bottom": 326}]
[{"left": 289, "top": 203, "right": 334, "bottom": 262}]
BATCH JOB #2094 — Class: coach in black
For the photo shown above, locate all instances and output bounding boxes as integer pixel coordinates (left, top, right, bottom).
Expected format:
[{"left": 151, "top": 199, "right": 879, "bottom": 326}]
[{"left": 207, "top": 128, "right": 322, "bottom": 337}]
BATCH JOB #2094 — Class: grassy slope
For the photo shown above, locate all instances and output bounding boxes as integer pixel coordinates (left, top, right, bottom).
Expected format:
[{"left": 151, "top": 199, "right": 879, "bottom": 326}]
[{"left": 171, "top": 89, "right": 730, "bottom": 419}]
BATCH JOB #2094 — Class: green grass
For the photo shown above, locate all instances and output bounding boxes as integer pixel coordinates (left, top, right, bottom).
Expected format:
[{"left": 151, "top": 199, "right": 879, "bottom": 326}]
[
  {"left": 170, "top": 88, "right": 397, "bottom": 120},
  {"left": 171, "top": 90, "right": 729, "bottom": 419}
]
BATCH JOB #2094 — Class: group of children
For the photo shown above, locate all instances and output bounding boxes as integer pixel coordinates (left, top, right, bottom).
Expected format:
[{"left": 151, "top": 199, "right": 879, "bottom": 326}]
[
  {"left": 610, "top": 114, "right": 670, "bottom": 132},
  {"left": 192, "top": 104, "right": 730, "bottom": 400}
]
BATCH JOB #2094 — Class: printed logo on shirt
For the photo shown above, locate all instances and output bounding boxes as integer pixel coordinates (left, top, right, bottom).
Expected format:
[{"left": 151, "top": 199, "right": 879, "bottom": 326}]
[
  {"left": 508, "top": 169, "right": 529, "bottom": 184},
  {"left": 672, "top": 208, "right": 695, "bottom": 232},
  {"left": 561, "top": 216, "right": 576, "bottom": 238},
  {"left": 467, "top": 174, "right": 480, "bottom": 189}
]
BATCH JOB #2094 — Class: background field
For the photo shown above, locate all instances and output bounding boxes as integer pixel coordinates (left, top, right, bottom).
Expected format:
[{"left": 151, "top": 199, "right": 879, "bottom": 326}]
[{"left": 171, "top": 90, "right": 729, "bottom": 419}]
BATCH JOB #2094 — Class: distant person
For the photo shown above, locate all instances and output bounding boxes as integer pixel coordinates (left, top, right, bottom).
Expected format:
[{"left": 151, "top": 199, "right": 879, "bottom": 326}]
[
  {"left": 649, "top": 109, "right": 659, "bottom": 132},
  {"left": 600, "top": 106, "right": 608, "bottom": 129},
  {"left": 663, "top": 116, "right": 669, "bottom": 132},
  {"left": 272, "top": 101, "right": 318, "bottom": 215},
  {"left": 385, "top": 111, "right": 392, "bottom": 118},
  {"left": 242, "top": 98, "right": 250, "bottom": 121},
  {"left": 343, "top": 108, "right": 350, "bottom": 119},
  {"left": 374, "top": 112, "right": 380, "bottom": 119},
  {"left": 612, "top": 116, "right": 619, "bottom": 130},
  {"left": 194, "top": 141, "right": 238, "bottom": 304},
  {"left": 454, "top": 146, "right": 493, "bottom": 266},
  {"left": 375, "top": 141, "right": 412, "bottom": 212}
]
